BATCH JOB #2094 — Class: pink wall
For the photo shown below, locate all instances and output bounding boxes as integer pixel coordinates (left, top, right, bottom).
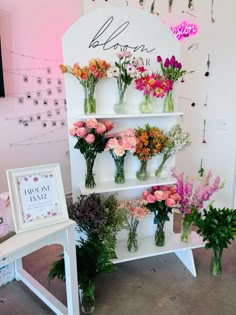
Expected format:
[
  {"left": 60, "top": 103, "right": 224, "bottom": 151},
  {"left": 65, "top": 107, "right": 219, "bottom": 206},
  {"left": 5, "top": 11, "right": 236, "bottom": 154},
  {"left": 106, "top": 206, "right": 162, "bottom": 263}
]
[{"left": 0, "top": 0, "right": 81, "bottom": 193}]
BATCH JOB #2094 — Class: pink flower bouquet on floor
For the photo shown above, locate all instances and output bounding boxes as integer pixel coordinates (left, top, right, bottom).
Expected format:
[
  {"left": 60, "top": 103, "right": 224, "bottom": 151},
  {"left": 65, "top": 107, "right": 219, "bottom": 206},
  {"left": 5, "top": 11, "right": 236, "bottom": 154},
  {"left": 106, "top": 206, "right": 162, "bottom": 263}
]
[
  {"left": 69, "top": 118, "right": 114, "bottom": 188},
  {"left": 142, "top": 185, "right": 180, "bottom": 246}
]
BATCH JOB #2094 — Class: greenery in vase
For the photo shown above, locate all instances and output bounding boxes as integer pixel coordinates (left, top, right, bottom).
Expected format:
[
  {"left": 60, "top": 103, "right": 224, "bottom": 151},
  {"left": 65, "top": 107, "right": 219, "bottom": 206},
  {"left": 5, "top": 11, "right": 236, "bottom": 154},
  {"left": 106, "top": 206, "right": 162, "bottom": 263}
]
[
  {"left": 155, "top": 124, "right": 191, "bottom": 177},
  {"left": 194, "top": 205, "right": 236, "bottom": 275}
]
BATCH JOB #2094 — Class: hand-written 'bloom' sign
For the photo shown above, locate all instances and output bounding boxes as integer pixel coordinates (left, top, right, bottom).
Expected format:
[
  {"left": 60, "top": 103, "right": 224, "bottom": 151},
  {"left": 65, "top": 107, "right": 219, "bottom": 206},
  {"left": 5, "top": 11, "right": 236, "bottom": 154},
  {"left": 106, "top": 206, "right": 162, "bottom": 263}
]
[{"left": 171, "top": 21, "right": 198, "bottom": 41}]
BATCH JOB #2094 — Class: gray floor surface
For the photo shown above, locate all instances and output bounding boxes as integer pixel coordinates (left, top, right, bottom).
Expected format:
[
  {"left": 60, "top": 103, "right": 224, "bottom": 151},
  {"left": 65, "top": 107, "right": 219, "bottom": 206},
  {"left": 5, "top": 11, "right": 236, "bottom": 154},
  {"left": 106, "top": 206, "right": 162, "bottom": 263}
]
[{"left": 0, "top": 228, "right": 236, "bottom": 315}]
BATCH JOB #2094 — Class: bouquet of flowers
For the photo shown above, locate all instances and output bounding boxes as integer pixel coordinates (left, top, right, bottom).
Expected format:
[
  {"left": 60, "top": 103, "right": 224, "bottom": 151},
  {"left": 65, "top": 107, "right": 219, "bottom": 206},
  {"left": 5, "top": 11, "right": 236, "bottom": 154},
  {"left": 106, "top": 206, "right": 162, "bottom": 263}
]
[
  {"left": 69, "top": 118, "right": 114, "bottom": 188},
  {"left": 119, "top": 198, "right": 150, "bottom": 252},
  {"left": 171, "top": 168, "right": 224, "bottom": 242},
  {"left": 156, "top": 55, "right": 186, "bottom": 112},
  {"left": 155, "top": 124, "right": 191, "bottom": 177},
  {"left": 134, "top": 68, "right": 173, "bottom": 113},
  {"left": 142, "top": 185, "right": 180, "bottom": 246},
  {"left": 134, "top": 124, "right": 168, "bottom": 180},
  {"left": 105, "top": 128, "right": 137, "bottom": 184},
  {"left": 107, "top": 51, "right": 143, "bottom": 113},
  {"left": 60, "top": 58, "right": 110, "bottom": 114}
]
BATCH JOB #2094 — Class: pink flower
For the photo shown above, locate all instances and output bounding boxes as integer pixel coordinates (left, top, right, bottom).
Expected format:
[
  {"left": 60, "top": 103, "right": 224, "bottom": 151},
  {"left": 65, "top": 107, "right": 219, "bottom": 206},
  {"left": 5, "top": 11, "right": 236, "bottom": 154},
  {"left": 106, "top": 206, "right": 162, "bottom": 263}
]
[
  {"left": 86, "top": 118, "right": 98, "bottom": 129},
  {"left": 165, "top": 198, "right": 176, "bottom": 208},
  {"left": 154, "top": 190, "right": 165, "bottom": 201},
  {"left": 171, "top": 193, "right": 181, "bottom": 202},
  {"left": 96, "top": 123, "right": 106, "bottom": 134},
  {"left": 85, "top": 134, "right": 95, "bottom": 143},
  {"left": 106, "top": 138, "right": 119, "bottom": 150},
  {"left": 163, "top": 191, "right": 171, "bottom": 200},
  {"left": 160, "top": 185, "right": 168, "bottom": 191},
  {"left": 142, "top": 190, "right": 150, "bottom": 199},
  {"left": 76, "top": 127, "right": 87, "bottom": 138},
  {"left": 114, "top": 146, "right": 126, "bottom": 157},
  {"left": 152, "top": 186, "right": 160, "bottom": 191},
  {"left": 103, "top": 120, "right": 114, "bottom": 131},
  {"left": 69, "top": 126, "right": 77, "bottom": 136},
  {"left": 147, "top": 194, "right": 156, "bottom": 203},
  {"left": 73, "top": 121, "right": 84, "bottom": 128},
  {"left": 168, "top": 185, "right": 177, "bottom": 194}
]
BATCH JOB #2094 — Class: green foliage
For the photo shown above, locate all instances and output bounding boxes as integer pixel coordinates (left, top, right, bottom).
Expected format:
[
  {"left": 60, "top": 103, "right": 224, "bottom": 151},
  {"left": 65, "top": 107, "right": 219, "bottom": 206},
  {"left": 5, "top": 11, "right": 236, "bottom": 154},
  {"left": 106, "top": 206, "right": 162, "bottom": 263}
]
[
  {"left": 146, "top": 201, "right": 172, "bottom": 226},
  {"left": 195, "top": 204, "right": 236, "bottom": 252}
]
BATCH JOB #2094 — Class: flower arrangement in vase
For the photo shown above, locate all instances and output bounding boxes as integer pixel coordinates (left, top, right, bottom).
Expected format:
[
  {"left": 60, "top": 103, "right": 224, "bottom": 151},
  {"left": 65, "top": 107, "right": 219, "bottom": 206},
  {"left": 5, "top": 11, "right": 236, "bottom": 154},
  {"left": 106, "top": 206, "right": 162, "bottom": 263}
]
[
  {"left": 195, "top": 205, "right": 236, "bottom": 276},
  {"left": 60, "top": 58, "right": 110, "bottom": 114},
  {"left": 134, "top": 124, "right": 168, "bottom": 181},
  {"left": 143, "top": 185, "right": 180, "bottom": 246},
  {"left": 107, "top": 51, "right": 143, "bottom": 114},
  {"left": 119, "top": 198, "right": 150, "bottom": 252},
  {"left": 69, "top": 118, "right": 114, "bottom": 188},
  {"left": 105, "top": 128, "right": 137, "bottom": 184},
  {"left": 171, "top": 169, "right": 224, "bottom": 243},
  {"left": 155, "top": 124, "right": 191, "bottom": 178},
  {"left": 156, "top": 55, "right": 186, "bottom": 112},
  {"left": 134, "top": 67, "right": 172, "bottom": 113}
]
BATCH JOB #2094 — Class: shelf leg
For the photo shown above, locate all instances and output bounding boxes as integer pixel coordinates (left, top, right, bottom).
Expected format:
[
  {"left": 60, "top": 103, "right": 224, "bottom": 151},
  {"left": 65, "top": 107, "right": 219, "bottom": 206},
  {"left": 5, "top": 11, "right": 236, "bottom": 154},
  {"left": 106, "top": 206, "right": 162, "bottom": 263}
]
[{"left": 174, "top": 249, "right": 197, "bottom": 277}]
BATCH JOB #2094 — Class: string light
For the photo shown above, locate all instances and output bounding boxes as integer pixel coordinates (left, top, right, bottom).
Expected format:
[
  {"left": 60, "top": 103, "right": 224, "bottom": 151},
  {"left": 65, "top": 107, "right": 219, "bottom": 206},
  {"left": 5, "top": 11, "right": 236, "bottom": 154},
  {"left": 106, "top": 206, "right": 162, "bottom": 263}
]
[{"left": 3, "top": 48, "right": 62, "bottom": 63}]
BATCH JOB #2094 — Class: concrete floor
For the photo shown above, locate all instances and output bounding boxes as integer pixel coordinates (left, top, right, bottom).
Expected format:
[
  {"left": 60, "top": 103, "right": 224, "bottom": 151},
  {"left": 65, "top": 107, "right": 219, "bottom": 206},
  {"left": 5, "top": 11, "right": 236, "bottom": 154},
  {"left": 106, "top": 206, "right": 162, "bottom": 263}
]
[{"left": 0, "top": 235, "right": 236, "bottom": 314}]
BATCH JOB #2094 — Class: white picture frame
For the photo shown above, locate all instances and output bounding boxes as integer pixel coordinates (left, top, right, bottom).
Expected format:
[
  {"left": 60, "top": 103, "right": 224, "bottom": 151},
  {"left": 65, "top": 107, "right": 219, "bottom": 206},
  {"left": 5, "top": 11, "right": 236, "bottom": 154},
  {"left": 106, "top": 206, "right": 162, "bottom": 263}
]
[{"left": 6, "top": 163, "right": 69, "bottom": 233}]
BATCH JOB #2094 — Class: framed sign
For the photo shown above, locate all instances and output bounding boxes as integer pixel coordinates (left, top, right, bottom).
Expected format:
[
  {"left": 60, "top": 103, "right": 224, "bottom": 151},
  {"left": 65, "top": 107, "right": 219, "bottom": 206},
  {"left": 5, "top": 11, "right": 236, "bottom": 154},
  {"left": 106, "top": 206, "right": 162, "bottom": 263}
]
[{"left": 6, "top": 164, "right": 69, "bottom": 233}]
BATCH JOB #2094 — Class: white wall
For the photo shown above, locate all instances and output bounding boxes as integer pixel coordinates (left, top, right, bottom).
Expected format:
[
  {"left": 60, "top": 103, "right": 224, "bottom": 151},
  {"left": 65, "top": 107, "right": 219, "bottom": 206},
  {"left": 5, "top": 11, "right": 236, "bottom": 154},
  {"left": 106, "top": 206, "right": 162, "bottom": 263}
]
[{"left": 0, "top": 0, "right": 81, "bottom": 194}]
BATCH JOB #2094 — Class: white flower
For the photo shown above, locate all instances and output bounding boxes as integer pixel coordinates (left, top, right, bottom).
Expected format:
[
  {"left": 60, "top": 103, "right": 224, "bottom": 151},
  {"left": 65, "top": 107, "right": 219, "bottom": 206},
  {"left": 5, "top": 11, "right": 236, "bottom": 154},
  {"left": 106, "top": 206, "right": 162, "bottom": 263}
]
[{"left": 107, "top": 66, "right": 120, "bottom": 78}]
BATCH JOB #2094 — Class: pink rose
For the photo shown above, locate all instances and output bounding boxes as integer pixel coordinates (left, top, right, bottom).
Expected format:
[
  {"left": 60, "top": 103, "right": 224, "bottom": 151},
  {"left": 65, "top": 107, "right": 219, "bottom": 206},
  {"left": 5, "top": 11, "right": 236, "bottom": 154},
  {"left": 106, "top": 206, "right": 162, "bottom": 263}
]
[
  {"left": 103, "top": 120, "right": 114, "bottom": 131},
  {"left": 73, "top": 121, "right": 84, "bottom": 128},
  {"left": 154, "top": 190, "right": 165, "bottom": 201},
  {"left": 165, "top": 198, "right": 176, "bottom": 208},
  {"left": 76, "top": 127, "right": 87, "bottom": 138},
  {"left": 114, "top": 146, "right": 126, "bottom": 157},
  {"left": 168, "top": 185, "right": 177, "bottom": 194},
  {"left": 152, "top": 186, "right": 160, "bottom": 191},
  {"left": 160, "top": 185, "right": 168, "bottom": 191},
  {"left": 86, "top": 118, "right": 98, "bottom": 129},
  {"left": 96, "top": 123, "right": 106, "bottom": 134},
  {"left": 171, "top": 193, "right": 181, "bottom": 202},
  {"left": 147, "top": 194, "right": 156, "bottom": 203},
  {"left": 85, "top": 134, "right": 95, "bottom": 143},
  {"left": 142, "top": 190, "right": 150, "bottom": 199},
  {"left": 163, "top": 191, "right": 171, "bottom": 200},
  {"left": 69, "top": 126, "right": 77, "bottom": 136}
]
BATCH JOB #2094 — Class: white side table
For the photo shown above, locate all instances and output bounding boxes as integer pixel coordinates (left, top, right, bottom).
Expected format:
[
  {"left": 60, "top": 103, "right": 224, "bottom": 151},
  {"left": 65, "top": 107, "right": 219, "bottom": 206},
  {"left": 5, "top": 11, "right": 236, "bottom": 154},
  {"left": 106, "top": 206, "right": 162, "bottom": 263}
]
[{"left": 0, "top": 219, "right": 79, "bottom": 315}]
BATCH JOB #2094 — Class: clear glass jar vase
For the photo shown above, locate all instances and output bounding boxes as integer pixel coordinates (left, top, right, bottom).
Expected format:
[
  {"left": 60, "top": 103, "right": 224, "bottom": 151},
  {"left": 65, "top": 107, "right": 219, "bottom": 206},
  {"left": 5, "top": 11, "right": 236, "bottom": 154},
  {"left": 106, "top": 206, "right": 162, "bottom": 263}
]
[
  {"left": 163, "top": 90, "right": 174, "bottom": 113},
  {"left": 181, "top": 217, "right": 192, "bottom": 243},
  {"left": 113, "top": 90, "right": 128, "bottom": 114},
  {"left": 80, "top": 285, "right": 95, "bottom": 314},
  {"left": 155, "top": 222, "right": 165, "bottom": 246},
  {"left": 155, "top": 154, "right": 169, "bottom": 178},
  {"left": 210, "top": 248, "right": 223, "bottom": 276},
  {"left": 136, "top": 160, "right": 150, "bottom": 181},
  {"left": 85, "top": 156, "right": 96, "bottom": 188},
  {"left": 127, "top": 229, "right": 138, "bottom": 253},
  {"left": 139, "top": 94, "right": 152, "bottom": 113},
  {"left": 84, "top": 86, "right": 96, "bottom": 114},
  {"left": 113, "top": 155, "right": 125, "bottom": 184}
]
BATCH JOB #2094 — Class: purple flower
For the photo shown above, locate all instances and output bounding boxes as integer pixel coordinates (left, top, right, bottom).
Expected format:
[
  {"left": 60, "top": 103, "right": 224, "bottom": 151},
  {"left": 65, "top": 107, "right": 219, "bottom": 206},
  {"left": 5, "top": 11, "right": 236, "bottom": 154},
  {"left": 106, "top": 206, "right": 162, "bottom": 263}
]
[
  {"left": 177, "top": 62, "right": 182, "bottom": 69},
  {"left": 164, "top": 58, "right": 170, "bottom": 68},
  {"left": 157, "top": 56, "right": 162, "bottom": 63},
  {"left": 170, "top": 55, "right": 176, "bottom": 66},
  {"left": 174, "top": 61, "right": 179, "bottom": 68}
]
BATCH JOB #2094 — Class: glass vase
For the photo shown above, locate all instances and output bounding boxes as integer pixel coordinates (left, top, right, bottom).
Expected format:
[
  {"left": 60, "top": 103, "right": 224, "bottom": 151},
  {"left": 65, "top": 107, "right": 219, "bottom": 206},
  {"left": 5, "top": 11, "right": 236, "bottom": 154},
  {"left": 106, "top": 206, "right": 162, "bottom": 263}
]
[
  {"left": 85, "top": 157, "right": 96, "bottom": 188},
  {"left": 84, "top": 86, "right": 96, "bottom": 114},
  {"left": 80, "top": 285, "right": 95, "bottom": 314},
  {"left": 163, "top": 90, "right": 174, "bottom": 113},
  {"left": 113, "top": 155, "right": 125, "bottom": 184},
  {"left": 155, "top": 222, "right": 165, "bottom": 246},
  {"left": 136, "top": 160, "right": 150, "bottom": 181},
  {"left": 181, "top": 217, "right": 192, "bottom": 243},
  {"left": 210, "top": 248, "right": 222, "bottom": 276},
  {"left": 113, "top": 90, "right": 127, "bottom": 114},
  {"left": 139, "top": 94, "right": 152, "bottom": 113},
  {"left": 127, "top": 229, "right": 138, "bottom": 253},
  {"left": 155, "top": 154, "right": 169, "bottom": 178}
]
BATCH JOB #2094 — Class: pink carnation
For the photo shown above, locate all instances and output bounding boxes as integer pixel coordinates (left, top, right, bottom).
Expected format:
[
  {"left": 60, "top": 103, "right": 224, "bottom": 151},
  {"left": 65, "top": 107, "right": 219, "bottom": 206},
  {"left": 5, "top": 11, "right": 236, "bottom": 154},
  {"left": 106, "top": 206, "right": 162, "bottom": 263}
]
[
  {"left": 103, "top": 120, "right": 114, "bottom": 131},
  {"left": 73, "top": 121, "right": 84, "bottom": 128},
  {"left": 165, "top": 198, "right": 176, "bottom": 208},
  {"left": 154, "top": 190, "right": 165, "bottom": 201},
  {"left": 76, "top": 127, "right": 87, "bottom": 138},
  {"left": 114, "top": 146, "right": 126, "bottom": 157},
  {"left": 96, "top": 123, "right": 106, "bottom": 134},
  {"left": 86, "top": 118, "right": 98, "bottom": 129},
  {"left": 106, "top": 138, "right": 119, "bottom": 150},
  {"left": 147, "top": 194, "right": 156, "bottom": 203},
  {"left": 85, "top": 134, "right": 95, "bottom": 143}
]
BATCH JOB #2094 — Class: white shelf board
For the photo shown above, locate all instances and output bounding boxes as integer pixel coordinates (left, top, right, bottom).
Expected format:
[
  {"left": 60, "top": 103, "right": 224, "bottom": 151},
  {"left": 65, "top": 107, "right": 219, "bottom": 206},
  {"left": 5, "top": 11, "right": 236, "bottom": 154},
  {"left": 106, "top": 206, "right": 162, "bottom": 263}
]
[
  {"left": 113, "top": 232, "right": 205, "bottom": 264},
  {"left": 76, "top": 112, "right": 183, "bottom": 119},
  {"left": 80, "top": 176, "right": 177, "bottom": 195}
]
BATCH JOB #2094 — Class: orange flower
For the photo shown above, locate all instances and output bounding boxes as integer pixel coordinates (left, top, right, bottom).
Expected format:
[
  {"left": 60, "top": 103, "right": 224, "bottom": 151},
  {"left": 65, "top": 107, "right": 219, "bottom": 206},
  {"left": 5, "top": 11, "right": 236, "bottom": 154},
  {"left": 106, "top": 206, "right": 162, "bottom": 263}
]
[{"left": 60, "top": 64, "right": 68, "bottom": 73}]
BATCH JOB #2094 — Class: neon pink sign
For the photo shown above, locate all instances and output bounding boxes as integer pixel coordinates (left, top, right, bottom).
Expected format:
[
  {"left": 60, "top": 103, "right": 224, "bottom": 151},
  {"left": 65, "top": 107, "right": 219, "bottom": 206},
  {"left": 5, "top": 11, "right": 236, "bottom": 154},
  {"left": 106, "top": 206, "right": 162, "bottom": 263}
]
[{"left": 171, "top": 21, "right": 198, "bottom": 40}]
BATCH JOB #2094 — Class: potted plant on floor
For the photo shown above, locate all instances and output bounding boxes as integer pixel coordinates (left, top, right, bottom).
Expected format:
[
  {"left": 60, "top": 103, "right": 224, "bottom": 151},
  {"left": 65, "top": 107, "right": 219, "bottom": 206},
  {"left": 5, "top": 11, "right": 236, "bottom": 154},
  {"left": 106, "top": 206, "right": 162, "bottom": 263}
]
[{"left": 195, "top": 204, "right": 236, "bottom": 276}]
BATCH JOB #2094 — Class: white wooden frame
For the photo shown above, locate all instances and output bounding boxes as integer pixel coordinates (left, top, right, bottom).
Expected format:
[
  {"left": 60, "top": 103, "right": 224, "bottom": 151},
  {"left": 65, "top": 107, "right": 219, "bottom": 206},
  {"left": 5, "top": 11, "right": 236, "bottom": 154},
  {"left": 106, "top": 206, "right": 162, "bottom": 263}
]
[{"left": 6, "top": 163, "right": 68, "bottom": 233}]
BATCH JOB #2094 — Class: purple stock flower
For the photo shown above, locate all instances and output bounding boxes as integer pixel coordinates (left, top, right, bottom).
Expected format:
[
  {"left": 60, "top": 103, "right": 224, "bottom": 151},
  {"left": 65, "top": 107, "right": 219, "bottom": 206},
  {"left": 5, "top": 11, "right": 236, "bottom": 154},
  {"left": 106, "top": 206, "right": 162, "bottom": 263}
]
[
  {"left": 164, "top": 58, "right": 170, "bottom": 68},
  {"left": 157, "top": 56, "right": 162, "bottom": 63}
]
